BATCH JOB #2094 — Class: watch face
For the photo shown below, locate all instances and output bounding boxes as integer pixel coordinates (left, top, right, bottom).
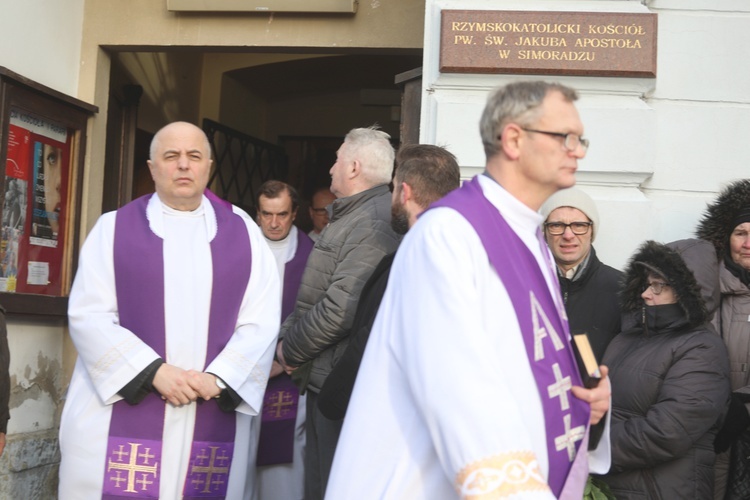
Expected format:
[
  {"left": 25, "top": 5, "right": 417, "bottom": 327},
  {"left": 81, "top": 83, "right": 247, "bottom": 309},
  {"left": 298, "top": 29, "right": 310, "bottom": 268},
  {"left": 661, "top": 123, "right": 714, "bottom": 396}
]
[{"left": 216, "top": 377, "right": 227, "bottom": 390}]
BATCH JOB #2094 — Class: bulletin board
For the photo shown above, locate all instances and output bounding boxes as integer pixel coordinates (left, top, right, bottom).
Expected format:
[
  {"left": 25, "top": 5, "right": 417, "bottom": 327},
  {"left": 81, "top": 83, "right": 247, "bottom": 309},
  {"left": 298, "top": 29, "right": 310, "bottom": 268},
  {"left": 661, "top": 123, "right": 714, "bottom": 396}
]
[
  {"left": 0, "top": 67, "right": 97, "bottom": 316},
  {"left": 3, "top": 110, "right": 70, "bottom": 295}
]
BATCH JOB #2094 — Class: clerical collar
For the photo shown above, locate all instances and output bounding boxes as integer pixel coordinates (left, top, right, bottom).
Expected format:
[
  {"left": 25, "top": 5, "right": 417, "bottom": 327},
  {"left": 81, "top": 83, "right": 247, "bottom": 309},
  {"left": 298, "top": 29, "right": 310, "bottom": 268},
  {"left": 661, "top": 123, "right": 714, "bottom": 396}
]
[
  {"left": 265, "top": 225, "right": 299, "bottom": 268},
  {"left": 477, "top": 172, "right": 544, "bottom": 230},
  {"left": 162, "top": 201, "right": 205, "bottom": 217},
  {"left": 147, "top": 192, "right": 217, "bottom": 241}
]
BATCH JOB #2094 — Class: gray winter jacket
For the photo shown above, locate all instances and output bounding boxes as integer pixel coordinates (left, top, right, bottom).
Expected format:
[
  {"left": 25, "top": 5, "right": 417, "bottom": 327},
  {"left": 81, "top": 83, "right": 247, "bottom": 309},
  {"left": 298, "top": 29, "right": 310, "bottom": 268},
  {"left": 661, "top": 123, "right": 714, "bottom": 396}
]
[
  {"left": 715, "top": 264, "right": 750, "bottom": 393},
  {"left": 280, "top": 184, "right": 400, "bottom": 392}
]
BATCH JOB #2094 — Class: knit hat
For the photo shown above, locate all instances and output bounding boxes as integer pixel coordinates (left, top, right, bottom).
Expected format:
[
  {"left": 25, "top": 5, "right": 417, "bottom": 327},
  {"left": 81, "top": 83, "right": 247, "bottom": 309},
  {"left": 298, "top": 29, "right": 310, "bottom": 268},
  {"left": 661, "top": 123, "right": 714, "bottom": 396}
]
[{"left": 540, "top": 187, "right": 600, "bottom": 241}]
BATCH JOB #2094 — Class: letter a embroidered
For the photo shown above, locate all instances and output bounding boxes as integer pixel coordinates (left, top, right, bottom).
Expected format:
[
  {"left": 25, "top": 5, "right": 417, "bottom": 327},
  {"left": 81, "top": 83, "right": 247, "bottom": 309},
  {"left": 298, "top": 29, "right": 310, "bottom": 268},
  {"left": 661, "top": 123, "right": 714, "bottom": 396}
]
[{"left": 531, "top": 291, "right": 564, "bottom": 361}]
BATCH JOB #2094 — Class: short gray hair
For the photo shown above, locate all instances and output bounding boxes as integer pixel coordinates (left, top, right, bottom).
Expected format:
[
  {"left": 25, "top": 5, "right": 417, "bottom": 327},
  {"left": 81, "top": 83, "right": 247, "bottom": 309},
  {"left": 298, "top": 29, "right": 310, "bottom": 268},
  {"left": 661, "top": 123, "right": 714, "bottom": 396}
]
[
  {"left": 479, "top": 81, "right": 578, "bottom": 160},
  {"left": 342, "top": 127, "right": 395, "bottom": 186}
]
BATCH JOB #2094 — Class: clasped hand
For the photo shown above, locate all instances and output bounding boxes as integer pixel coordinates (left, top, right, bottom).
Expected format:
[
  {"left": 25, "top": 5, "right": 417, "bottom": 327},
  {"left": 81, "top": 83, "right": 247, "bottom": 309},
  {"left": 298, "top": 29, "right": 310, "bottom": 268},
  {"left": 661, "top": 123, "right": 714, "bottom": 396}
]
[{"left": 152, "top": 363, "right": 222, "bottom": 407}]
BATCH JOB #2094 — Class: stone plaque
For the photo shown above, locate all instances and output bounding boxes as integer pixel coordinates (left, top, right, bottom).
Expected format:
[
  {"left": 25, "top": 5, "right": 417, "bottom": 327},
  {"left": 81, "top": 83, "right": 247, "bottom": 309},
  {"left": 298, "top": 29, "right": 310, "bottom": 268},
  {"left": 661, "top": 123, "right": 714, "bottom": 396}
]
[{"left": 440, "top": 11, "right": 657, "bottom": 78}]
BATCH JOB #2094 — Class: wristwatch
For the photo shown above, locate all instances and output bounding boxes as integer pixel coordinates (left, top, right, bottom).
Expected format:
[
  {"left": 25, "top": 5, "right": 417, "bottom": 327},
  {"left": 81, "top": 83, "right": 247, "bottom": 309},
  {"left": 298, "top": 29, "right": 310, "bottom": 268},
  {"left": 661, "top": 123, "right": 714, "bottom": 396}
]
[{"left": 215, "top": 376, "right": 227, "bottom": 395}]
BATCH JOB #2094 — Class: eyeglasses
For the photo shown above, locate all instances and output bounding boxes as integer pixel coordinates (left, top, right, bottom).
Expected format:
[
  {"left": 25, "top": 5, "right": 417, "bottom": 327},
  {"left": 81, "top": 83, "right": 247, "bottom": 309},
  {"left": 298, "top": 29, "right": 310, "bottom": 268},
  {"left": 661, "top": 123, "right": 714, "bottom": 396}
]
[
  {"left": 645, "top": 281, "right": 670, "bottom": 295},
  {"left": 544, "top": 221, "right": 592, "bottom": 236},
  {"left": 521, "top": 128, "right": 589, "bottom": 153}
]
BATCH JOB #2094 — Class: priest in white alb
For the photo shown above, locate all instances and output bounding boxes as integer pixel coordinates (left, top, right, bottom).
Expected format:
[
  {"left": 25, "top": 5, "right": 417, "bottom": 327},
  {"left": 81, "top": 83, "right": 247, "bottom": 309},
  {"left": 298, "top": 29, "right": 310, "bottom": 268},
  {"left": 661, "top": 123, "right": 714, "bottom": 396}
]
[
  {"left": 326, "top": 82, "right": 612, "bottom": 499},
  {"left": 59, "top": 121, "right": 280, "bottom": 499}
]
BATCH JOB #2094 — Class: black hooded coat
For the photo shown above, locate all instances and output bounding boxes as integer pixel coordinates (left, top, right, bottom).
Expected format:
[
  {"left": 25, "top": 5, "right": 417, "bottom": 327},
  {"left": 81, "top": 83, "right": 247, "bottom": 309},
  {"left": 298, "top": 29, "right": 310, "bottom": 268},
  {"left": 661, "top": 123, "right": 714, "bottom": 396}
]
[{"left": 599, "top": 240, "right": 730, "bottom": 499}]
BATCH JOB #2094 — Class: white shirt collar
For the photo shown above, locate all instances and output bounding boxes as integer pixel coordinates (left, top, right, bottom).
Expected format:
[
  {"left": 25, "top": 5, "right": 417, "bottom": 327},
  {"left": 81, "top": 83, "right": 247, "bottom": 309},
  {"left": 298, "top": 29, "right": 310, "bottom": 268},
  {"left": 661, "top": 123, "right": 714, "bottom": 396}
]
[
  {"left": 146, "top": 193, "right": 218, "bottom": 241},
  {"left": 265, "top": 225, "right": 299, "bottom": 266},
  {"left": 477, "top": 174, "right": 545, "bottom": 233}
]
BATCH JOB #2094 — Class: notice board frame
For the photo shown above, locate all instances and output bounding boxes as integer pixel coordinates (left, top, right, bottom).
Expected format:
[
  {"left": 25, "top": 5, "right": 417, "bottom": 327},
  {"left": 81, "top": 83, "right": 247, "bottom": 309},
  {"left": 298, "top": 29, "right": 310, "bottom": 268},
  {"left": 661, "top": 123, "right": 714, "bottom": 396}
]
[{"left": 0, "top": 67, "right": 97, "bottom": 317}]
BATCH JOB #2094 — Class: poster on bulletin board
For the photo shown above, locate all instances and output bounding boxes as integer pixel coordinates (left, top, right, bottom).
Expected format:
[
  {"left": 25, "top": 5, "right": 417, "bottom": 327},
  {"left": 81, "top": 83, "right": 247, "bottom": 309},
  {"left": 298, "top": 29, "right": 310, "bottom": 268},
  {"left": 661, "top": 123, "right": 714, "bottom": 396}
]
[{"left": 1, "top": 108, "right": 69, "bottom": 295}]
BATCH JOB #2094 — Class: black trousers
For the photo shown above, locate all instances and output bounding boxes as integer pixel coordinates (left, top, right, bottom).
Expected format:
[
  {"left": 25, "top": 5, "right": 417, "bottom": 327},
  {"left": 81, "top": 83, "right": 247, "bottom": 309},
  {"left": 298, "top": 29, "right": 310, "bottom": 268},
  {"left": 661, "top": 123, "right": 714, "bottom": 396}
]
[{"left": 304, "top": 390, "right": 343, "bottom": 500}]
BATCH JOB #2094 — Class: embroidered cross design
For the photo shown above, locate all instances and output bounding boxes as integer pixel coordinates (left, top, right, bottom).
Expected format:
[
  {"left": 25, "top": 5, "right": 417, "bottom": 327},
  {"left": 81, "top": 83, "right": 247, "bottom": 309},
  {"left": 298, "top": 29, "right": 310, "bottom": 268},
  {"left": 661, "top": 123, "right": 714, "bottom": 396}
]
[
  {"left": 138, "top": 447, "right": 155, "bottom": 465},
  {"left": 554, "top": 414, "right": 586, "bottom": 462},
  {"left": 112, "top": 444, "right": 129, "bottom": 462},
  {"left": 547, "top": 363, "right": 571, "bottom": 411},
  {"left": 190, "top": 446, "right": 230, "bottom": 494},
  {"left": 265, "top": 390, "right": 295, "bottom": 419},
  {"left": 107, "top": 442, "right": 159, "bottom": 493}
]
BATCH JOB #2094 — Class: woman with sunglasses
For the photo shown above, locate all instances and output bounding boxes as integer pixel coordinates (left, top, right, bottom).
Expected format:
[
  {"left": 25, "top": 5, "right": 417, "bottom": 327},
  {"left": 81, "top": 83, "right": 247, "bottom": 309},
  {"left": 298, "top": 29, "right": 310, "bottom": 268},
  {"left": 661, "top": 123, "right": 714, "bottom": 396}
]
[{"left": 598, "top": 239, "right": 730, "bottom": 499}]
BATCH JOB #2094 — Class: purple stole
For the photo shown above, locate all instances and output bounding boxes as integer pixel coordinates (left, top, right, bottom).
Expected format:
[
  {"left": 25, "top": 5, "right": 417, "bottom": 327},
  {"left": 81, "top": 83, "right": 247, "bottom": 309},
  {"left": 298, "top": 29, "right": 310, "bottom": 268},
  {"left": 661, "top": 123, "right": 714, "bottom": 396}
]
[
  {"left": 256, "top": 229, "right": 313, "bottom": 466},
  {"left": 432, "top": 177, "right": 590, "bottom": 498},
  {"left": 281, "top": 231, "right": 313, "bottom": 321},
  {"left": 104, "top": 194, "right": 251, "bottom": 499}
]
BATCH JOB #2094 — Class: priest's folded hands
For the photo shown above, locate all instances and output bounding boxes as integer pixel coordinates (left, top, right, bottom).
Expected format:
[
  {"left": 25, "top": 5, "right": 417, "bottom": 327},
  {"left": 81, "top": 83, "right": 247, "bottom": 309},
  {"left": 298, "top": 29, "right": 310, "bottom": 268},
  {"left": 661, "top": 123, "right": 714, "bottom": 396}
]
[{"left": 152, "top": 363, "right": 204, "bottom": 406}]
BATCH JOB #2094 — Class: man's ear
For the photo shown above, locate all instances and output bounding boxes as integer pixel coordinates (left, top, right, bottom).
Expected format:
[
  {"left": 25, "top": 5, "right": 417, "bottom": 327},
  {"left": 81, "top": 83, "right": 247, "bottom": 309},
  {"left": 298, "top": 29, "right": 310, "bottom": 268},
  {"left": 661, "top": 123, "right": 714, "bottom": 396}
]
[
  {"left": 400, "top": 182, "right": 414, "bottom": 204},
  {"left": 499, "top": 123, "right": 522, "bottom": 161},
  {"left": 350, "top": 159, "right": 361, "bottom": 179},
  {"left": 147, "top": 160, "right": 156, "bottom": 180}
]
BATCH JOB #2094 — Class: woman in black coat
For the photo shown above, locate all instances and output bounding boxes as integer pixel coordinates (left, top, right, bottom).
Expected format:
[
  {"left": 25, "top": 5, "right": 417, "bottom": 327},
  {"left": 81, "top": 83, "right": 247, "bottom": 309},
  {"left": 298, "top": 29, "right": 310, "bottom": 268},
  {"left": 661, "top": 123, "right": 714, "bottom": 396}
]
[{"left": 599, "top": 240, "right": 731, "bottom": 499}]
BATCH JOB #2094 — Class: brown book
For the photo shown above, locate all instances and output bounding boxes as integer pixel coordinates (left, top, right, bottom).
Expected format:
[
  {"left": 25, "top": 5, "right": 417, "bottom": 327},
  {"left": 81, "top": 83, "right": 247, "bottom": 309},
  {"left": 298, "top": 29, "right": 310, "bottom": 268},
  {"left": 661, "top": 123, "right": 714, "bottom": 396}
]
[{"left": 571, "top": 333, "right": 601, "bottom": 389}]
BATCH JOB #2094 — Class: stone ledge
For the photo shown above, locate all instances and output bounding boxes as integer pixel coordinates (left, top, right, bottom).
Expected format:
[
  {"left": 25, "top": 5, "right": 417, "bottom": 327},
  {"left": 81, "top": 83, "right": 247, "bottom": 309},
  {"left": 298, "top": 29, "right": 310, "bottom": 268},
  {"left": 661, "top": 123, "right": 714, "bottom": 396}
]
[
  {"left": 2, "top": 429, "right": 60, "bottom": 473},
  {"left": 0, "top": 462, "right": 58, "bottom": 499}
]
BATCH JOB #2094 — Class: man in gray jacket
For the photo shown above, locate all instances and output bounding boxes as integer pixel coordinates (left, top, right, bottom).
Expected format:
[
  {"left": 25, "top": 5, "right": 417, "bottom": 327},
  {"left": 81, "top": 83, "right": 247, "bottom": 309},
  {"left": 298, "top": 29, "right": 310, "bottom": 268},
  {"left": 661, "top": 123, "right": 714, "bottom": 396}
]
[{"left": 276, "top": 126, "right": 401, "bottom": 500}]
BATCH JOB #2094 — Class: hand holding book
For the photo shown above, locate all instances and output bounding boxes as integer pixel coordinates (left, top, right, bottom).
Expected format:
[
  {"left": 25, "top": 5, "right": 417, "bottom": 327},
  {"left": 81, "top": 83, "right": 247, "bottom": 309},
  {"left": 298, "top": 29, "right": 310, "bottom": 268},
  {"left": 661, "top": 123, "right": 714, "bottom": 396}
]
[{"left": 572, "top": 332, "right": 602, "bottom": 389}]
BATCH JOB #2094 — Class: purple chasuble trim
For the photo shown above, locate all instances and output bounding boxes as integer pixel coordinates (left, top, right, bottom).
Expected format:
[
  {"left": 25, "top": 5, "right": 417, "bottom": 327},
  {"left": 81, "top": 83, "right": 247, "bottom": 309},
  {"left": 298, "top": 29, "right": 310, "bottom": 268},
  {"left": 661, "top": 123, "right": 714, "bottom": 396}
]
[
  {"left": 106, "top": 194, "right": 252, "bottom": 499},
  {"left": 431, "top": 177, "right": 590, "bottom": 497},
  {"left": 256, "top": 229, "right": 312, "bottom": 466},
  {"left": 281, "top": 230, "right": 313, "bottom": 321},
  {"left": 203, "top": 189, "right": 232, "bottom": 211},
  {"left": 256, "top": 373, "right": 299, "bottom": 466}
]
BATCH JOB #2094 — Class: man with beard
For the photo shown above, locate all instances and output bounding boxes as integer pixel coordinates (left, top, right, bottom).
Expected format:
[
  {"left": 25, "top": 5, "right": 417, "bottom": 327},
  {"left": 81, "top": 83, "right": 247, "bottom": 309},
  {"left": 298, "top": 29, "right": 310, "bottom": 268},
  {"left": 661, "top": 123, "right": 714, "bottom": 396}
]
[{"left": 316, "top": 144, "right": 460, "bottom": 421}]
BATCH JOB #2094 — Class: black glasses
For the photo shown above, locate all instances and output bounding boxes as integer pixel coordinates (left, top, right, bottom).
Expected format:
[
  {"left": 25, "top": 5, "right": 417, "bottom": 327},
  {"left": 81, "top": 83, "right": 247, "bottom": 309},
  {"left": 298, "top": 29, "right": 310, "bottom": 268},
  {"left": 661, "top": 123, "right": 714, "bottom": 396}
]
[
  {"left": 645, "top": 281, "right": 670, "bottom": 295},
  {"left": 521, "top": 128, "right": 589, "bottom": 153},
  {"left": 544, "top": 221, "right": 592, "bottom": 236}
]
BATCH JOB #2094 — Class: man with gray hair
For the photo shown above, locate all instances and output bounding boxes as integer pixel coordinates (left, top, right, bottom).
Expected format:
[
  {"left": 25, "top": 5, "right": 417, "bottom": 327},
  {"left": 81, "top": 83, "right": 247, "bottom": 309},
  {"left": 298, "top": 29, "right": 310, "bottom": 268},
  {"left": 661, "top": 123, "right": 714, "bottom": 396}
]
[
  {"left": 326, "top": 82, "right": 611, "bottom": 499},
  {"left": 540, "top": 187, "right": 622, "bottom": 362},
  {"left": 276, "top": 126, "right": 400, "bottom": 499}
]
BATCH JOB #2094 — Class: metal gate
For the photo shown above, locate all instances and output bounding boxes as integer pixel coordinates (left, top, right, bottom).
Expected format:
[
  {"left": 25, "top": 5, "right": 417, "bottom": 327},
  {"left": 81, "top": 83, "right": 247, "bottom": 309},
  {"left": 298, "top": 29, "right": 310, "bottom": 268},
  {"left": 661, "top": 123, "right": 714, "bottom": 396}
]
[{"left": 203, "top": 118, "right": 287, "bottom": 215}]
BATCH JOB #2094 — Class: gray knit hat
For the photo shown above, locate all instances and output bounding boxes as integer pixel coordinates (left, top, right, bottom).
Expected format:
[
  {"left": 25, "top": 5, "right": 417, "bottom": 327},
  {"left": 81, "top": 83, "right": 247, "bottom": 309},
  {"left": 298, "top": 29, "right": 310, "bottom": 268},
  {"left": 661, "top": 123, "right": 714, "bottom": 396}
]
[{"left": 540, "top": 187, "right": 600, "bottom": 241}]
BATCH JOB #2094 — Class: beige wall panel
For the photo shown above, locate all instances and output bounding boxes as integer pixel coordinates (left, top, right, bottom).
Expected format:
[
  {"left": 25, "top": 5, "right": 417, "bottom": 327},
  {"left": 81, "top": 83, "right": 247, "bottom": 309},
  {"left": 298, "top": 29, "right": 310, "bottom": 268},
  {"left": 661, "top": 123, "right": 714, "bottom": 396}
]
[{"left": 82, "top": 0, "right": 425, "bottom": 49}]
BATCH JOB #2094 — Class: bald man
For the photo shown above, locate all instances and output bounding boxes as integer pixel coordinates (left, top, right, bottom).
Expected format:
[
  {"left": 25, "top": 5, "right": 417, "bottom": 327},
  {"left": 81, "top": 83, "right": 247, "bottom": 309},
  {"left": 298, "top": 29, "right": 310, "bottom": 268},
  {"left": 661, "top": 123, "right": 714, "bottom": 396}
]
[{"left": 59, "top": 121, "right": 280, "bottom": 498}]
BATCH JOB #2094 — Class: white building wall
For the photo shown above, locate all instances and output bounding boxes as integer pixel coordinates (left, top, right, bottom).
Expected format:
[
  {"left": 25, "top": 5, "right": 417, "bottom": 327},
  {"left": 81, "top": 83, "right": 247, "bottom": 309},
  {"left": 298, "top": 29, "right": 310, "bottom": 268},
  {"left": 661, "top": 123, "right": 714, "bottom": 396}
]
[
  {"left": 0, "top": 0, "right": 85, "bottom": 496},
  {"left": 422, "top": 0, "right": 750, "bottom": 270},
  {"left": 0, "top": 0, "right": 85, "bottom": 96}
]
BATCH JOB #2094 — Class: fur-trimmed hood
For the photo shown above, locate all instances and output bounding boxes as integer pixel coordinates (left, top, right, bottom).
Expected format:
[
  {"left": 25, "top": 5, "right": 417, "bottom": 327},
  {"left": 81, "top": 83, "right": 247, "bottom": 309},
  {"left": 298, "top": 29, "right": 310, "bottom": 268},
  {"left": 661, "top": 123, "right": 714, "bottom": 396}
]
[
  {"left": 696, "top": 179, "right": 750, "bottom": 257},
  {"left": 621, "top": 240, "right": 710, "bottom": 329}
]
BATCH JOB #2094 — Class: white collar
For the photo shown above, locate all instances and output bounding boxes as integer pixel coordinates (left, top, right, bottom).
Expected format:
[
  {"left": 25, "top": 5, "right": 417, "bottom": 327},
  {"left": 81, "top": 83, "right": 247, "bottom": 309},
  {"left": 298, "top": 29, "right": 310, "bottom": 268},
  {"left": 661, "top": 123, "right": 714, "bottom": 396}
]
[
  {"left": 264, "top": 225, "right": 299, "bottom": 266},
  {"left": 146, "top": 193, "right": 218, "bottom": 242},
  {"left": 477, "top": 174, "right": 545, "bottom": 233}
]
